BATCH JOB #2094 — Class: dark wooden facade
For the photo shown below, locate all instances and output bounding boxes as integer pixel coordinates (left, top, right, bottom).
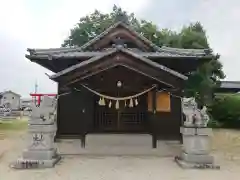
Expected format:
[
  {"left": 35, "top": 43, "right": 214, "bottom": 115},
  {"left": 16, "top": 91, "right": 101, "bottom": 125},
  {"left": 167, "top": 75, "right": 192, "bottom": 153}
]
[{"left": 26, "top": 21, "right": 215, "bottom": 147}]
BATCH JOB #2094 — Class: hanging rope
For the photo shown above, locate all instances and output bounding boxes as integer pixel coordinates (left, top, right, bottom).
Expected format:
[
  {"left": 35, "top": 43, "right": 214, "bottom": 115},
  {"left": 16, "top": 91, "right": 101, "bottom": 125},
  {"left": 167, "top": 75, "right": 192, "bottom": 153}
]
[
  {"left": 74, "top": 84, "right": 158, "bottom": 109},
  {"left": 53, "top": 84, "right": 183, "bottom": 111},
  {"left": 77, "top": 84, "right": 157, "bottom": 101},
  {"left": 56, "top": 91, "right": 71, "bottom": 99}
]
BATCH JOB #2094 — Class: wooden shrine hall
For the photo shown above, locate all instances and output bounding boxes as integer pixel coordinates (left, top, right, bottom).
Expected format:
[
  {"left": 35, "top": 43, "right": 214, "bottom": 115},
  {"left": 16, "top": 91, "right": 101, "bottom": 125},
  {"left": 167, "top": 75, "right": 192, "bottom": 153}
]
[{"left": 26, "top": 21, "right": 216, "bottom": 148}]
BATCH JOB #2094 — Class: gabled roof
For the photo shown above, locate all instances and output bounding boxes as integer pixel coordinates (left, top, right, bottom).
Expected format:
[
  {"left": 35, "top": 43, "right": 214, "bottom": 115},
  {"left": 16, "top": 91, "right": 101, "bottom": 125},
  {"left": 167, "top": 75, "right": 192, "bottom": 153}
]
[
  {"left": 26, "top": 21, "right": 213, "bottom": 58},
  {"left": 0, "top": 91, "right": 21, "bottom": 97},
  {"left": 79, "top": 21, "right": 161, "bottom": 52},
  {"left": 50, "top": 46, "right": 187, "bottom": 81}
]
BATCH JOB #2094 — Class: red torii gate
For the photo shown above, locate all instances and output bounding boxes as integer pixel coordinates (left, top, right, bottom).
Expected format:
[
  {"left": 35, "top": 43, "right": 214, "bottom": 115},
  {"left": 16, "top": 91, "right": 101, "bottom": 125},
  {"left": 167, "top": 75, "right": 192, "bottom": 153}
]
[{"left": 30, "top": 93, "right": 57, "bottom": 106}]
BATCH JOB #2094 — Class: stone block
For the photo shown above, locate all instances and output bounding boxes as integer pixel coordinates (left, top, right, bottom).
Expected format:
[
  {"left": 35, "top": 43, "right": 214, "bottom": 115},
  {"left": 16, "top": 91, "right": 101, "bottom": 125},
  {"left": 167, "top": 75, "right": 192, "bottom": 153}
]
[
  {"left": 11, "top": 155, "right": 61, "bottom": 169},
  {"left": 31, "top": 106, "right": 55, "bottom": 117},
  {"left": 26, "top": 124, "right": 57, "bottom": 150},
  {"left": 28, "top": 124, "right": 57, "bottom": 133},
  {"left": 182, "top": 134, "right": 211, "bottom": 154},
  {"left": 27, "top": 132, "right": 55, "bottom": 150},
  {"left": 29, "top": 118, "right": 55, "bottom": 125},
  {"left": 180, "top": 152, "right": 214, "bottom": 164},
  {"left": 175, "top": 156, "right": 220, "bottom": 169},
  {"left": 181, "top": 127, "right": 212, "bottom": 155},
  {"left": 22, "top": 148, "right": 57, "bottom": 160},
  {"left": 197, "top": 128, "right": 213, "bottom": 136},
  {"left": 180, "top": 127, "right": 196, "bottom": 135}
]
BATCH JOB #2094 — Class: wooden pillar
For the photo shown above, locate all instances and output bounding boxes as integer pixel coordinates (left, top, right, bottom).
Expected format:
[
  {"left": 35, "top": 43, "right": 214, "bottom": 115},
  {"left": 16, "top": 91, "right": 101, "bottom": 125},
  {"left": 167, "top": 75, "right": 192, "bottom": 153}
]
[
  {"left": 178, "top": 90, "right": 184, "bottom": 144},
  {"left": 54, "top": 83, "right": 61, "bottom": 142},
  {"left": 152, "top": 86, "right": 157, "bottom": 148}
]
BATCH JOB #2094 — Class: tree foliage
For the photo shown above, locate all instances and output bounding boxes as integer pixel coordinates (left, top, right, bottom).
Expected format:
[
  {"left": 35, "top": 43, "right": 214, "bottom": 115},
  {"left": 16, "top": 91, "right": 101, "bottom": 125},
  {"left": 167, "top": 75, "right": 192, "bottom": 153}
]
[
  {"left": 208, "top": 95, "right": 240, "bottom": 128},
  {"left": 62, "top": 5, "right": 225, "bottom": 105}
]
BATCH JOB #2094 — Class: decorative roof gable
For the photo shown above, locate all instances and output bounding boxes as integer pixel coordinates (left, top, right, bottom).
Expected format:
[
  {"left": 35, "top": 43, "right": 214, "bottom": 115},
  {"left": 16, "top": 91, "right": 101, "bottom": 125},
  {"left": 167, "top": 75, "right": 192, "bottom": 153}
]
[{"left": 79, "top": 21, "right": 161, "bottom": 52}]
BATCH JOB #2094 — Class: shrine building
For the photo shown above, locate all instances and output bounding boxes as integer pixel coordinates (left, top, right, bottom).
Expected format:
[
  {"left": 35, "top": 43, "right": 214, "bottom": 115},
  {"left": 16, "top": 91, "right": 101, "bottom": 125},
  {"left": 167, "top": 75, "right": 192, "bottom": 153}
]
[{"left": 25, "top": 21, "right": 217, "bottom": 147}]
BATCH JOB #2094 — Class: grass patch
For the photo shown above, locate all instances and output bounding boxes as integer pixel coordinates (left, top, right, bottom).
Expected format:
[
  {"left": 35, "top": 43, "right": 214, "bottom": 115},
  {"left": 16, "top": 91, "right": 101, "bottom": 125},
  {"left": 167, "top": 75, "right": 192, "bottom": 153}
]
[{"left": 0, "top": 118, "right": 28, "bottom": 131}]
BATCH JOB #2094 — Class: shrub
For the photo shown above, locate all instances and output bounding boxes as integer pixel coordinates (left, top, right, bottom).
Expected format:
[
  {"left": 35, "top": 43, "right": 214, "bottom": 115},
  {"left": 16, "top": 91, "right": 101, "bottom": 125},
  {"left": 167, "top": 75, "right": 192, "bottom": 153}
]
[
  {"left": 207, "top": 117, "right": 223, "bottom": 128},
  {"left": 208, "top": 95, "right": 240, "bottom": 128}
]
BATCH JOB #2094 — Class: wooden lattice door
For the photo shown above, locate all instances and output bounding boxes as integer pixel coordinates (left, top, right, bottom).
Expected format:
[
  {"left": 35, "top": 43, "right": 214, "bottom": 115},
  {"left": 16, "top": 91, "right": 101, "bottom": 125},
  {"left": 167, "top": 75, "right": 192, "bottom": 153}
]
[{"left": 94, "top": 95, "right": 148, "bottom": 133}]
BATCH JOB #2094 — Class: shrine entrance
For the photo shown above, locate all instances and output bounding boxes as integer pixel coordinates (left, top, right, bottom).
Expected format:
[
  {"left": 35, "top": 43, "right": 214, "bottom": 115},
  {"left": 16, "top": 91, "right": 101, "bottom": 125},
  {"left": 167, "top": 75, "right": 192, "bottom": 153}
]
[
  {"left": 93, "top": 94, "right": 148, "bottom": 133},
  {"left": 76, "top": 66, "right": 156, "bottom": 134}
]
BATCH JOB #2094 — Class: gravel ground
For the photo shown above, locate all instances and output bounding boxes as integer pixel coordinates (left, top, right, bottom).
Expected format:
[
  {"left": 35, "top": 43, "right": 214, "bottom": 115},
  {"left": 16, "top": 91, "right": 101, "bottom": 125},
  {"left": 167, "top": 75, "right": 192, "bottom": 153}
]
[{"left": 0, "top": 131, "right": 240, "bottom": 180}]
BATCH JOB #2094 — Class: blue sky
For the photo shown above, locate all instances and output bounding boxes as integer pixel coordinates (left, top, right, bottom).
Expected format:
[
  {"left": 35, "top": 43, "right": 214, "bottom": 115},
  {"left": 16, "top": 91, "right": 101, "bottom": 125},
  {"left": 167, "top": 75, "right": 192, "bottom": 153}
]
[{"left": 0, "top": 0, "right": 239, "bottom": 97}]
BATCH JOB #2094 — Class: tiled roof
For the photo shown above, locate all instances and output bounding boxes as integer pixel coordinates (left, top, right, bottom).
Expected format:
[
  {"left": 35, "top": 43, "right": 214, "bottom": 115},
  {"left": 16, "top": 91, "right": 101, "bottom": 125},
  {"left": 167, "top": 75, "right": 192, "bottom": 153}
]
[
  {"left": 220, "top": 81, "right": 240, "bottom": 89},
  {"left": 26, "top": 48, "right": 213, "bottom": 60},
  {"left": 50, "top": 46, "right": 187, "bottom": 80},
  {"left": 26, "top": 21, "right": 213, "bottom": 59}
]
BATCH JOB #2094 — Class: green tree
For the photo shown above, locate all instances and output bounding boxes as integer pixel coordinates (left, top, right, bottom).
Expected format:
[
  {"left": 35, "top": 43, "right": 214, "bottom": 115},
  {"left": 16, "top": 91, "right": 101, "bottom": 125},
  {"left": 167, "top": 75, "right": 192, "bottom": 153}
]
[
  {"left": 62, "top": 5, "right": 225, "bottom": 105},
  {"left": 208, "top": 95, "right": 240, "bottom": 128}
]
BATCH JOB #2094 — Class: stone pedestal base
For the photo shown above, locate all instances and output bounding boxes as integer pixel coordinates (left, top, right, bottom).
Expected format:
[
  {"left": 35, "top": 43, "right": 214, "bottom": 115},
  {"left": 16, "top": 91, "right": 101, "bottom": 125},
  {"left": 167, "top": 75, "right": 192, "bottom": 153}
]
[
  {"left": 22, "top": 148, "right": 57, "bottom": 160},
  {"left": 11, "top": 155, "right": 61, "bottom": 169},
  {"left": 175, "top": 156, "right": 220, "bottom": 169},
  {"left": 180, "top": 152, "right": 214, "bottom": 164},
  {"left": 175, "top": 127, "right": 220, "bottom": 169}
]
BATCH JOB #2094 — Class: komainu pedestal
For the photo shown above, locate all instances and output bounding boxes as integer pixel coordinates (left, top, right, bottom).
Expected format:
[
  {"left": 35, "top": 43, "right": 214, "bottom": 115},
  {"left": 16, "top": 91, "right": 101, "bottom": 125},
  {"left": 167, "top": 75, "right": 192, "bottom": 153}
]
[
  {"left": 175, "top": 127, "right": 219, "bottom": 169},
  {"left": 11, "top": 96, "right": 61, "bottom": 169},
  {"left": 175, "top": 98, "right": 220, "bottom": 169}
]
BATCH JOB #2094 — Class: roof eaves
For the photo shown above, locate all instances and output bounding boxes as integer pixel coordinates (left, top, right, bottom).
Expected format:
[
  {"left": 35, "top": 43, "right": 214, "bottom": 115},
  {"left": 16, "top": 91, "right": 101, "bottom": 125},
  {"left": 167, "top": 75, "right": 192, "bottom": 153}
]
[
  {"left": 121, "top": 48, "right": 188, "bottom": 80},
  {"left": 27, "top": 46, "right": 83, "bottom": 55},
  {"left": 50, "top": 46, "right": 188, "bottom": 81},
  {"left": 50, "top": 49, "right": 117, "bottom": 79},
  {"left": 220, "top": 81, "right": 240, "bottom": 89},
  {"left": 160, "top": 46, "right": 211, "bottom": 56}
]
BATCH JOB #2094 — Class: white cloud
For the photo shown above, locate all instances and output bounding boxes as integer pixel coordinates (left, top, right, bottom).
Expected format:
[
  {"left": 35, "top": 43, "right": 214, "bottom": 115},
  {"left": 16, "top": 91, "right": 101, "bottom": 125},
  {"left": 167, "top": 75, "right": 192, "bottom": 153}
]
[
  {"left": 0, "top": 0, "right": 30, "bottom": 38},
  {"left": 0, "top": 0, "right": 149, "bottom": 97},
  {"left": 190, "top": 0, "right": 240, "bottom": 80},
  {"left": 1, "top": 0, "right": 239, "bottom": 98}
]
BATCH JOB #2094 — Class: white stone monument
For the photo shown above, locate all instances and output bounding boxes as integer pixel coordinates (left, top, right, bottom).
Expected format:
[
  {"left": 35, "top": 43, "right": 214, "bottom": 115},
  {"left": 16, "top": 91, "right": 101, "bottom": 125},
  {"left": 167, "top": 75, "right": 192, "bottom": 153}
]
[
  {"left": 175, "top": 97, "right": 220, "bottom": 169},
  {"left": 11, "top": 96, "right": 61, "bottom": 169}
]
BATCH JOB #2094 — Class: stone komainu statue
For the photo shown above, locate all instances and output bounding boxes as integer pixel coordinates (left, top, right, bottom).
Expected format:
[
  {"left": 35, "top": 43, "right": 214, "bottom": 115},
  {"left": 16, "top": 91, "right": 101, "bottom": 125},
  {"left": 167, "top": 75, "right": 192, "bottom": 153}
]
[
  {"left": 182, "top": 97, "right": 210, "bottom": 127},
  {"left": 30, "top": 96, "right": 58, "bottom": 124},
  {"left": 12, "top": 95, "right": 60, "bottom": 169}
]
